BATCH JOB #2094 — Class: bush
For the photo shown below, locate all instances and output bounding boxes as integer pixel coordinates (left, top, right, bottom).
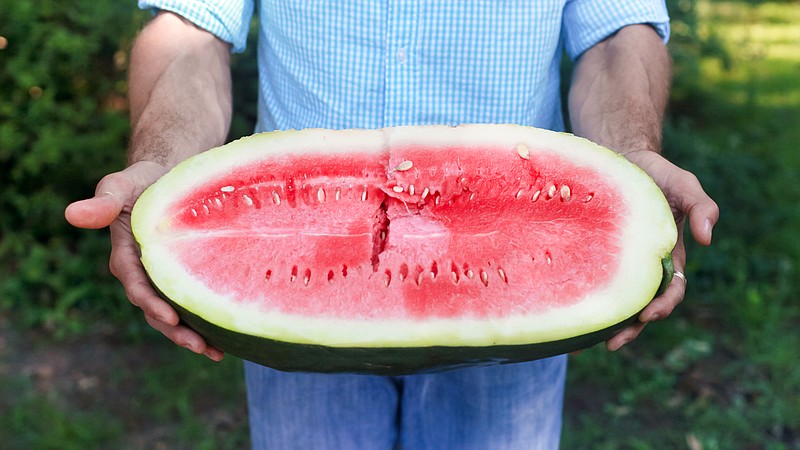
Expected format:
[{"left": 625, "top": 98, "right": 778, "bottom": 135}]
[
  {"left": 0, "top": 2, "right": 260, "bottom": 335},
  {"left": 0, "top": 2, "right": 147, "bottom": 333}
]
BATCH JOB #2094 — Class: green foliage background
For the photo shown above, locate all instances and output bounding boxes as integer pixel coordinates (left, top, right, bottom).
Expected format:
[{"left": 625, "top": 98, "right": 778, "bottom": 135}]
[
  {"left": 1, "top": 1, "right": 140, "bottom": 332},
  {"left": 1, "top": 0, "right": 798, "bottom": 448}
]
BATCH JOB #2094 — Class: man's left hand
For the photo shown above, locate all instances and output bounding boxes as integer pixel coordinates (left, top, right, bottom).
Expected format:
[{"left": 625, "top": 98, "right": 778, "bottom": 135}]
[{"left": 606, "top": 150, "right": 719, "bottom": 351}]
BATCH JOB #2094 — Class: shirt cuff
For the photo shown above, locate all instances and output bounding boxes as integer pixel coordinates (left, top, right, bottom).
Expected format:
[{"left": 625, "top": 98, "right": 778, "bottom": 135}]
[
  {"left": 562, "top": 0, "right": 670, "bottom": 60},
  {"left": 138, "top": 0, "right": 254, "bottom": 53}
]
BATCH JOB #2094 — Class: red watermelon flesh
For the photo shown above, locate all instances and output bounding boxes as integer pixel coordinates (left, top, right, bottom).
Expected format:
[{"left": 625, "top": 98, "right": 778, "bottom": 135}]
[
  {"left": 133, "top": 125, "right": 676, "bottom": 352},
  {"left": 167, "top": 143, "right": 618, "bottom": 320}
]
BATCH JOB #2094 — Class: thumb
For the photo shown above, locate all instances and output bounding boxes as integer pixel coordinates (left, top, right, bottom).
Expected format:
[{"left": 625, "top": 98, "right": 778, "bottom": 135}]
[
  {"left": 674, "top": 171, "right": 719, "bottom": 247},
  {"left": 65, "top": 161, "right": 167, "bottom": 229},
  {"left": 65, "top": 191, "right": 125, "bottom": 229},
  {"left": 687, "top": 196, "right": 719, "bottom": 247}
]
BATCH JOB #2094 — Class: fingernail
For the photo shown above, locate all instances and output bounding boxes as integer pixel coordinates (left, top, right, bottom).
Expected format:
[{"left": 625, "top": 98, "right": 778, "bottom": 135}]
[
  {"left": 704, "top": 218, "right": 713, "bottom": 238},
  {"left": 648, "top": 313, "right": 661, "bottom": 322},
  {"left": 609, "top": 339, "right": 626, "bottom": 352},
  {"left": 154, "top": 310, "right": 176, "bottom": 325},
  {"left": 147, "top": 312, "right": 168, "bottom": 324},
  {"left": 204, "top": 348, "right": 223, "bottom": 361}
]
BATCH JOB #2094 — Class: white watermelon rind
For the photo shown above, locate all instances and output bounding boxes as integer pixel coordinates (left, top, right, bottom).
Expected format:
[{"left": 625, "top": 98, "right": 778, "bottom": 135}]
[{"left": 132, "top": 124, "right": 677, "bottom": 353}]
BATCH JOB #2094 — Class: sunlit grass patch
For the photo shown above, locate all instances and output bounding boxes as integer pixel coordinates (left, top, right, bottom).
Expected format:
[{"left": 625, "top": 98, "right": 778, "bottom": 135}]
[{"left": 697, "top": 1, "right": 800, "bottom": 108}]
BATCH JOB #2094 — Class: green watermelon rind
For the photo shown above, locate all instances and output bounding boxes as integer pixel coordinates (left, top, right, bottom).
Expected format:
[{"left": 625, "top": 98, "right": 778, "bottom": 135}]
[
  {"left": 164, "top": 294, "right": 637, "bottom": 375},
  {"left": 656, "top": 255, "right": 675, "bottom": 298}
]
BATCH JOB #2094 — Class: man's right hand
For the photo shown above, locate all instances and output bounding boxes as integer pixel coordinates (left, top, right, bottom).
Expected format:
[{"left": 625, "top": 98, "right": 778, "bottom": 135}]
[{"left": 65, "top": 161, "right": 224, "bottom": 361}]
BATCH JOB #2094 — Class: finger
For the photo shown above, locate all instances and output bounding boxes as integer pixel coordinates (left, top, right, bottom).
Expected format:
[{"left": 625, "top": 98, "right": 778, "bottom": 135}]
[
  {"left": 606, "top": 321, "right": 647, "bottom": 351},
  {"left": 640, "top": 271, "right": 687, "bottom": 322},
  {"left": 205, "top": 346, "right": 225, "bottom": 361},
  {"left": 109, "top": 219, "right": 180, "bottom": 326},
  {"left": 113, "top": 221, "right": 224, "bottom": 362},
  {"left": 125, "top": 276, "right": 181, "bottom": 326},
  {"left": 144, "top": 315, "right": 225, "bottom": 361},
  {"left": 640, "top": 231, "right": 687, "bottom": 322}
]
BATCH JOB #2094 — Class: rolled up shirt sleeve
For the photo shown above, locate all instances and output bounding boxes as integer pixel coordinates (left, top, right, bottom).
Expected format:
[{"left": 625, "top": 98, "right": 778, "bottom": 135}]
[
  {"left": 562, "top": 0, "right": 670, "bottom": 60},
  {"left": 138, "top": 0, "right": 255, "bottom": 53}
]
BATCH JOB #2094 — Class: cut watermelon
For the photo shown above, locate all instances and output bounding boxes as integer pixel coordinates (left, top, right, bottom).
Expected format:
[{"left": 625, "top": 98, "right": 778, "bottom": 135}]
[{"left": 131, "top": 124, "right": 677, "bottom": 374}]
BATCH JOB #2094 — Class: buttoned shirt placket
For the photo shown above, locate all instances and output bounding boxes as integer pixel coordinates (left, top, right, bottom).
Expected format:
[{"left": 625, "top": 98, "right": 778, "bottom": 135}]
[{"left": 384, "top": 0, "right": 419, "bottom": 127}]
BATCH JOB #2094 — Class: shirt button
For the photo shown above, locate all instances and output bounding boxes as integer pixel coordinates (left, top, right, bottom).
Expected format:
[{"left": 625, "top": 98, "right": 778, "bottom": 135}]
[{"left": 396, "top": 47, "right": 407, "bottom": 64}]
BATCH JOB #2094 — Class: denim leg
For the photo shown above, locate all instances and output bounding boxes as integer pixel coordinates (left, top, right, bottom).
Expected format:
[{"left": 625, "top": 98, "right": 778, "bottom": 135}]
[
  {"left": 245, "top": 355, "right": 566, "bottom": 450},
  {"left": 399, "top": 355, "right": 567, "bottom": 450},
  {"left": 244, "top": 361, "right": 400, "bottom": 450}
]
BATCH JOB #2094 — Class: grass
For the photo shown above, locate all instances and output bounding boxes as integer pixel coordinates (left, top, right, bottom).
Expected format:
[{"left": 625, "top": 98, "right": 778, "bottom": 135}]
[
  {"left": 0, "top": 323, "right": 250, "bottom": 450},
  {"left": 0, "top": 376, "right": 123, "bottom": 450}
]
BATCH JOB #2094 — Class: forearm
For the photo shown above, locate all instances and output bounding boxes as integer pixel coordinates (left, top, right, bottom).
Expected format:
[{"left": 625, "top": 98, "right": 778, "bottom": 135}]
[
  {"left": 568, "top": 24, "right": 671, "bottom": 155},
  {"left": 128, "top": 12, "right": 233, "bottom": 168}
]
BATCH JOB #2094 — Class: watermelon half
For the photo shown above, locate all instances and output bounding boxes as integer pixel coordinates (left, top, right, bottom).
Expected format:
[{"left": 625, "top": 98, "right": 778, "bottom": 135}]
[{"left": 131, "top": 124, "right": 677, "bottom": 374}]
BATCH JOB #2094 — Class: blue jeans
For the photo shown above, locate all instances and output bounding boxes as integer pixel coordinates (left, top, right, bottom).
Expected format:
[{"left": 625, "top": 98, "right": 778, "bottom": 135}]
[{"left": 244, "top": 355, "right": 566, "bottom": 449}]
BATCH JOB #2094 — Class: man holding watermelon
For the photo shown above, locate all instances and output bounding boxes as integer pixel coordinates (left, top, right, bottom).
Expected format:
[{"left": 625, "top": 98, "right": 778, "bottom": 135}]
[{"left": 66, "top": 1, "right": 719, "bottom": 448}]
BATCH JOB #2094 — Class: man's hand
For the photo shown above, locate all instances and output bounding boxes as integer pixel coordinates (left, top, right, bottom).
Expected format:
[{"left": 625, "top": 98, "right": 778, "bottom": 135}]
[
  {"left": 568, "top": 24, "right": 719, "bottom": 350},
  {"left": 65, "top": 162, "right": 225, "bottom": 361},
  {"left": 605, "top": 150, "right": 719, "bottom": 351},
  {"left": 63, "top": 11, "right": 233, "bottom": 360}
]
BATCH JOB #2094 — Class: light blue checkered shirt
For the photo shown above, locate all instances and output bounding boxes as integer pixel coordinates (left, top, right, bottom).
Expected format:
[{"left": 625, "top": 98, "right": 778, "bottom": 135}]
[{"left": 139, "top": 0, "right": 669, "bottom": 133}]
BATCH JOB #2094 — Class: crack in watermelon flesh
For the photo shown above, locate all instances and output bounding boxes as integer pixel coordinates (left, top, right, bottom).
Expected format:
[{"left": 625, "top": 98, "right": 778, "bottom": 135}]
[{"left": 159, "top": 143, "right": 623, "bottom": 320}]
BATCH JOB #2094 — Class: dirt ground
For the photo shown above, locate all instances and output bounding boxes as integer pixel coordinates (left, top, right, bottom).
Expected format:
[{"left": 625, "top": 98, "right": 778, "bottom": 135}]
[{"left": 0, "top": 313, "right": 249, "bottom": 449}]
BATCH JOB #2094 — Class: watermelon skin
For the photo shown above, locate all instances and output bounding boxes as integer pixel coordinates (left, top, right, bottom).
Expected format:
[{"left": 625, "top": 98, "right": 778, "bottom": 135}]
[
  {"left": 166, "top": 295, "right": 638, "bottom": 375},
  {"left": 132, "top": 125, "right": 677, "bottom": 373},
  {"left": 161, "top": 255, "right": 672, "bottom": 374}
]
